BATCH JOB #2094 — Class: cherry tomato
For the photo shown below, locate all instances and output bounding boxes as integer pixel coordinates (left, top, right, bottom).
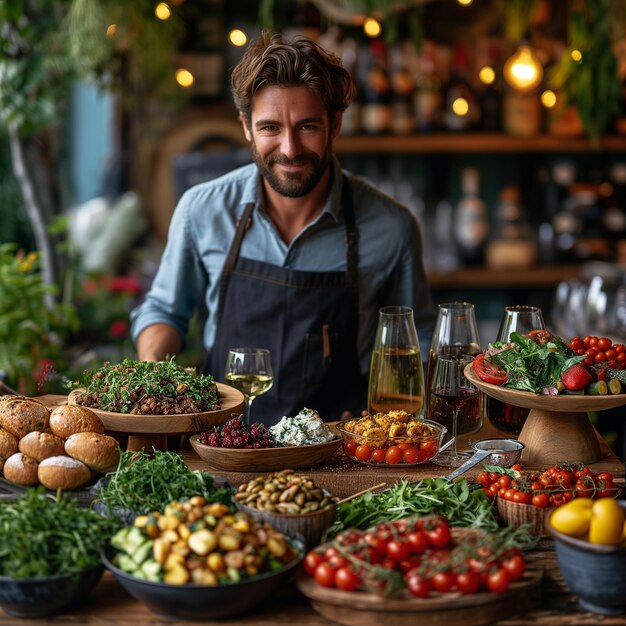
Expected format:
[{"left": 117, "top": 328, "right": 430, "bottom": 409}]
[
  {"left": 407, "top": 530, "right": 430, "bottom": 554},
  {"left": 501, "top": 554, "right": 525, "bottom": 581},
  {"left": 486, "top": 567, "right": 511, "bottom": 593},
  {"left": 512, "top": 490, "right": 532, "bottom": 505},
  {"left": 386, "top": 540, "right": 410, "bottom": 562},
  {"left": 531, "top": 493, "right": 550, "bottom": 508},
  {"left": 588, "top": 336, "right": 599, "bottom": 347},
  {"left": 432, "top": 570, "right": 457, "bottom": 593},
  {"left": 488, "top": 483, "right": 500, "bottom": 497},
  {"left": 314, "top": 562, "right": 337, "bottom": 588},
  {"left": 511, "top": 463, "right": 524, "bottom": 472},
  {"left": 473, "top": 354, "right": 509, "bottom": 385},
  {"left": 456, "top": 570, "right": 482, "bottom": 594},
  {"left": 420, "top": 440, "right": 439, "bottom": 460},
  {"left": 304, "top": 550, "right": 325, "bottom": 575},
  {"left": 343, "top": 440, "right": 357, "bottom": 457},
  {"left": 402, "top": 447, "right": 420, "bottom": 464},
  {"left": 384, "top": 445, "right": 402, "bottom": 465},
  {"left": 405, "top": 571, "right": 432, "bottom": 598},
  {"left": 426, "top": 522, "right": 451, "bottom": 548},
  {"left": 595, "top": 352, "right": 607, "bottom": 364},
  {"left": 614, "top": 343, "right": 626, "bottom": 354},
  {"left": 598, "top": 337, "right": 613, "bottom": 351},
  {"left": 355, "top": 444, "right": 372, "bottom": 462},
  {"left": 477, "top": 471, "right": 491, "bottom": 487},
  {"left": 371, "top": 448, "right": 386, "bottom": 463},
  {"left": 335, "top": 566, "right": 361, "bottom": 592}
]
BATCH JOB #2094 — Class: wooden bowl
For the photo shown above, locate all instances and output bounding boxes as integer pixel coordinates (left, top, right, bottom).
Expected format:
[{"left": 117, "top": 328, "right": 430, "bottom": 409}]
[
  {"left": 496, "top": 497, "right": 554, "bottom": 538},
  {"left": 236, "top": 497, "right": 337, "bottom": 549},
  {"left": 68, "top": 384, "right": 244, "bottom": 452},
  {"left": 189, "top": 435, "right": 342, "bottom": 472}
]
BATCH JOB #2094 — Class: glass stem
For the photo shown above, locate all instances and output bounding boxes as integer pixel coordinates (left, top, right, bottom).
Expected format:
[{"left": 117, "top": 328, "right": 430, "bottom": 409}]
[
  {"left": 244, "top": 396, "right": 254, "bottom": 425},
  {"left": 452, "top": 408, "right": 459, "bottom": 455}
]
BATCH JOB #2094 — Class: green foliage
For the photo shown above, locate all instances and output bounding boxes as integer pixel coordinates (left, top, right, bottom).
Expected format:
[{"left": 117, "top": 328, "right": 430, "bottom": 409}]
[{"left": 0, "top": 243, "right": 77, "bottom": 394}]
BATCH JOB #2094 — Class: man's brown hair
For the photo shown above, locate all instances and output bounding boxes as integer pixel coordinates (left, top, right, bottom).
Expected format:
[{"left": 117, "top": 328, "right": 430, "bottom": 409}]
[{"left": 230, "top": 31, "right": 355, "bottom": 126}]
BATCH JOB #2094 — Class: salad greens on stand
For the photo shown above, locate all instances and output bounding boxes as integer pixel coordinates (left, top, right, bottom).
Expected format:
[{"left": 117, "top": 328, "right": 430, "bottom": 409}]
[{"left": 487, "top": 332, "right": 585, "bottom": 394}]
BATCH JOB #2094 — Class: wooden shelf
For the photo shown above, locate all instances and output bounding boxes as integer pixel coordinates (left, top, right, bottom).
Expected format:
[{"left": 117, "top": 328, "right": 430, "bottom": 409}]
[
  {"left": 335, "top": 133, "right": 626, "bottom": 155},
  {"left": 428, "top": 264, "right": 581, "bottom": 289}
]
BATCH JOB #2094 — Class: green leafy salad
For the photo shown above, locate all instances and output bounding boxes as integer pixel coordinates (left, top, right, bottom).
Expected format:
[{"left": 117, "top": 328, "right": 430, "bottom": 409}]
[
  {"left": 0, "top": 489, "right": 119, "bottom": 578},
  {"left": 488, "top": 332, "right": 585, "bottom": 394}
]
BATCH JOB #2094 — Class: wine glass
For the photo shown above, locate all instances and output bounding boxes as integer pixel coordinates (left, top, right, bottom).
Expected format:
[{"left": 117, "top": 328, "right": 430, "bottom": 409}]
[
  {"left": 430, "top": 354, "right": 479, "bottom": 467},
  {"left": 487, "top": 305, "right": 545, "bottom": 436},
  {"left": 224, "top": 348, "right": 273, "bottom": 425}
]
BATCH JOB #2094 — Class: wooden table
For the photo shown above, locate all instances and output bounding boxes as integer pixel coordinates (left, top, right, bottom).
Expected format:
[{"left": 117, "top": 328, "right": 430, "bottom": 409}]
[{"left": 1, "top": 395, "right": 623, "bottom": 625}]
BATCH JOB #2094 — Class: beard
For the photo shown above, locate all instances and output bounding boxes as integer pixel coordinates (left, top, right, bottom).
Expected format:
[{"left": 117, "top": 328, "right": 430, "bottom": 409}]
[{"left": 250, "top": 141, "right": 332, "bottom": 198}]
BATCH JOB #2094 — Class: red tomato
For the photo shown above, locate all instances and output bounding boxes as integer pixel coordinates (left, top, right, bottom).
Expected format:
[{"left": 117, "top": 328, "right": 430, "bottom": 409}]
[
  {"left": 385, "top": 445, "right": 402, "bottom": 465},
  {"left": 335, "top": 566, "right": 361, "bottom": 592},
  {"left": 343, "top": 440, "right": 357, "bottom": 457},
  {"left": 457, "top": 570, "right": 482, "bottom": 594},
  {"left": 386, "top": 540, "right": 410, "bottom": 562},
  {"left": 420, "top": 440, "right": 439, "bottom": 460},
  {"left": 512, "top": 491, "right": 532, "bottom": 505},
  {"left": 472, "top": 354, "right": 509, "bottom": 385},
  {"left": 304, "top": 550, "right": 324, "bottom": 575},
  {"left": 501, "top": 554, "right": 525, "bottom": 581},
  {"left": 531, "top": 493, "right": 550, "bottom": 508},
  {"left": 405, "top": 571, "right": 432, "bottom": 598},
  {"left": 407, "top": 530, "right": 430, "bottom": 554},
  {"left": 314, "top": 562, "right": 337, "bottom": 588},
  {"left": 397, "top": 442, "right": 413, "bottom": 451},
  {"left": 598, "top": 337, "right": 613, "bottom": 351},
  {"left": 432, "top": 570, "right": 457, "bottom": 593},
  {"left": 355, "top": 444, "right": 372, "bottom": 462},
  {"left": 371, "top": 448, "right": 386, "bottom": 463},
  {"left": 497, "top": 475, "right": 512, "bottom": 489},
  {"left": 400, "top": 447, "right": 418, "bottom": 464},
  {"left": 486, "top": 568, "right": 511, "bottom": 593},
  {"left": 477, "top": 471, "right": 491, "bottom": 487},
  {"left": 426, "top": 521, "right": 451, "bottom": 548}
]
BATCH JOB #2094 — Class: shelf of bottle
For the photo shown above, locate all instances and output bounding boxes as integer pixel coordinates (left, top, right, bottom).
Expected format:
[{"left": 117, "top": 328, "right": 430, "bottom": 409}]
[
  {"left": 428, "top": 264, "right": 581, "bottom": 289},
  {"left": 334, "top": 133, "right": 626, "bottom": 155}
]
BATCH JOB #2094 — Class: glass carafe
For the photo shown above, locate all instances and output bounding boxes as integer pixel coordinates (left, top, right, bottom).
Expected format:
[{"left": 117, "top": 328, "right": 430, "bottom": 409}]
[
  {"left": 426, "top": 302, "right": 482, "bottom": 436},
  {"left": 368, "top": 306, "right": 424, "bottom": 417},
  {"left": 487, "top": 305, "right": 546, "bottom": 436}
]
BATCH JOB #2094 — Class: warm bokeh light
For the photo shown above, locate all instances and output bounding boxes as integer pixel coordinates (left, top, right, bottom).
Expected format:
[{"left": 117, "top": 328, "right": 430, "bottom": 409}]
[
  {"left": 363, "top": 17, "right": 382, "bottom": 38},
  {"left": 503, "top": 44, "right": 543, "bottom": 92},
  {"left": 228, "top": 29, "right": 247, "bottom": 47},
  {"left": 155, "top": 3, "right": 171, "bottom": 20},
  {"left": 570, "top": 49, "right": 583, "bottom": 63},
  {"left": 452, "top": 97, "right": 469, "bottom": 116},
  {"left": 541, "top": 90, "right": 557, "bottom": 108},
  {"left": 478, "top": 65, "right": 496, "bottom": 85},
  {"left": 175, "top": 69, "right": 194, "bottom": 88},
  {"left": 106, "top": 24, "right": 117, "bottom": 37},
  {"left": 457, "top": 0, "right": 473, "bottom": 5}
]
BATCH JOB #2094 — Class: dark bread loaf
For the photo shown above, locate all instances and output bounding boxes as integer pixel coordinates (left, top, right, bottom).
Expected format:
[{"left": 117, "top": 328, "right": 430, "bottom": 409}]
[
  {"left": 0, "top": 397, "right": 50, "bottom": 439},
  {"left": 38, "top": 455, "right": 91, "bottom": 490},
  {"left": 49, "top": 405, "right": 104, "bottom": 439},
  {"left": 64, "top": 432, "right": 119, "bottom": 472}
]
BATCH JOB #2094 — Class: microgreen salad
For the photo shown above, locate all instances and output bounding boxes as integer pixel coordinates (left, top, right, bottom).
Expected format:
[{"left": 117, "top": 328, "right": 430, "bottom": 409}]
[{"left": 481, "top": 331, "right": 586, "bottom": 394}]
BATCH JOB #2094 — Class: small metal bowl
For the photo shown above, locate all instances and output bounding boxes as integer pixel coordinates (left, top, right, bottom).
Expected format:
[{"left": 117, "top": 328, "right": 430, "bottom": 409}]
[{"left": 471, "top": 438, "right": 524, "bottom": 467}]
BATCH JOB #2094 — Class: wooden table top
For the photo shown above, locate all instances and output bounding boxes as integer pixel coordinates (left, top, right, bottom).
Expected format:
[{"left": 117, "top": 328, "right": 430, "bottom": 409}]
[{"left": 1, "top": 395, "right": 621, "bottom": 625}]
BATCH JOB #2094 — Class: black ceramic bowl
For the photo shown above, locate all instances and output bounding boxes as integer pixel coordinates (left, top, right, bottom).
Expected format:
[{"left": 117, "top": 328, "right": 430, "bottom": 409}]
[
  {"left": 102, "top": 539, "right": 304, "bottom": 621},
  {"left": 548, "top": 502, "right": 626, "bottom": 616},
  {"left": 0, "top": 563, "right": 104, "bottom": 618}
]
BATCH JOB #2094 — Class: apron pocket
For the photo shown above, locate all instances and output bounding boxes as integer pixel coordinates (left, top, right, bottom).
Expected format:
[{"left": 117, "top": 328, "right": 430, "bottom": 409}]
[{"left": 303, "top": 329, "right": 339, "bottom": 387}]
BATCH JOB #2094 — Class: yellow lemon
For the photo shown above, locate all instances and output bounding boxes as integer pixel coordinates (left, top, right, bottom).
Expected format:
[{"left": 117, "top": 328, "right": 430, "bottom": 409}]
[
  {"left": 550, "top": 499, "right": 592, "bottom": 537},
  {"left": 588, "top": 498, "right": 625, "bottom": 546}
]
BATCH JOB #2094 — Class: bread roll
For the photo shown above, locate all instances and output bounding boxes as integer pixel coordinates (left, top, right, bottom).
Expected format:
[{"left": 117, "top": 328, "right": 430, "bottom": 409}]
[
  {"left": 38, "top": 455, "right": 91, "bottom": 490},
  {"left": 0, "top": 427, "right": 18, "bottom": 461},
  {"left": 49, "top": 405, "right": 104, "bottom": 439},
  {"left": 0, "top": 397, "right": 50, "bottom": 438},
  {"left": 3, "top": 452, "right": 39, "bottom": 486},
  {"left": 19, "top": 430, "right": 66, "bottom": 462},
  {"left": 64, "top": 432, "right": 119, "bottom": 472}
]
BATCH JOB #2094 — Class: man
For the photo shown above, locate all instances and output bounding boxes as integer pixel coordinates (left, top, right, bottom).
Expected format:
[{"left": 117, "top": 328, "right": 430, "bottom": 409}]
[{"left": 131, "top": 32, "right": 434, "bottom": 425}]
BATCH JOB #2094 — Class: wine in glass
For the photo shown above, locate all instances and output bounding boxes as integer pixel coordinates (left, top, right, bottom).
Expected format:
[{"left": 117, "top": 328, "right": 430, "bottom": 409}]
[
  {"left": 430, "top": 355, "right": 479, "bottom": 467},
  {"left": 224, "top": 348, "right": 273, "bottom": 425}
]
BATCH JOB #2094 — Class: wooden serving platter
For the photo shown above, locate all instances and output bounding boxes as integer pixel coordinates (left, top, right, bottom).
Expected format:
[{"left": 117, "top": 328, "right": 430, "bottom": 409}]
[
  {"left": 465, "top": 364, "right": 626, "bottom": 466},
  {"left": 296, "top": 567, "right": 542, "bottom": 626},
  {"left": 67, "top": 383, "right": 244, "bottom": 452}
]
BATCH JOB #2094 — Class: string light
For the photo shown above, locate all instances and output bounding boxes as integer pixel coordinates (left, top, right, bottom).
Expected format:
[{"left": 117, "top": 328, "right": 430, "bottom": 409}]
[
  {"left": 570, "top": 49, "right": 583, "bottom": 63},
  {"left": 228, "top": 29, "right": 247, "bottom": 47},
  {"left": 478, "top": 66, "right": 496, "bottom": 85},
  {"left": 503, "top": 44, "right": 543, "bottom": 92},
  {"left": 541, "top": 90, "right": 557, "bottom": 108},
  {"left": 457, "top": 0, "right": 473, "bottom": 5},
  {"left": 452, "top": 97, "right": 469, "bottom": 116},
  {"left": 155, "top": 2, "right": 171, "bottom": 20},
  {"left": 363, "top": 17, "right": 381, "bottom": 38},
  {"left": 175, "top": 69, "right": 194, "bottom": 88}
]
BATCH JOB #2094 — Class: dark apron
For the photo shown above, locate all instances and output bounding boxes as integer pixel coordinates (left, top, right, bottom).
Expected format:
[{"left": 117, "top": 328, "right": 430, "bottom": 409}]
[{"left": 205, "top": 176, "right": 366, "bottom": 425}]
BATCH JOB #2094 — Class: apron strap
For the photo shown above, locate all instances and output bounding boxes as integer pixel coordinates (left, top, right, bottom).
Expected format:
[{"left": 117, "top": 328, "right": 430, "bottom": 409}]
[
  {"left": 216, "top": 201, "right": 254, "bottom": 325},
  {"left": 341, "top": 177, "right": 359, "bottom": 292}
]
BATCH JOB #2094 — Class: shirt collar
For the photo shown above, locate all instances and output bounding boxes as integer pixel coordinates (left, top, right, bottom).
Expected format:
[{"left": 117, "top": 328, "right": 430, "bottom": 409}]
[{"left": 240, "top": 156, "right": 344, "bottom": 223}]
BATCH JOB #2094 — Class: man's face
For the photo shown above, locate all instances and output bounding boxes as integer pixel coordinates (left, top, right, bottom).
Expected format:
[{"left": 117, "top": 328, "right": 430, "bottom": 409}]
[{"left": 241, "top": 85, "right": 340, "bottom": 198}]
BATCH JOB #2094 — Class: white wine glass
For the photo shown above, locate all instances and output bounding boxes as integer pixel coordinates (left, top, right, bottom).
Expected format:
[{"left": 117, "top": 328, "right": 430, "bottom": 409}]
[
  {"left": 430, "top": 354, "right": 479, "bottom": 468},
  {"left": 224, "top": 348, "right": 273, "bottom": 425}
]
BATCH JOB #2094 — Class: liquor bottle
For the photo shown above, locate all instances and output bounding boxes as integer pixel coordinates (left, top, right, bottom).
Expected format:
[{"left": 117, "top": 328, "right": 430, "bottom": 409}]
[
  {"left": 453, "top": 167, "right": 489, "bottom": 265},
  {"left": 389, "top": 42, "right": 416, "bottom": 135},
  {"left": 478, "top": 43, "right": 502, "bottom": 132},
  {"left": 444, "top": 43, "right": 479, "bottom": 132},
  {"left": 361, "top": 40, "right": 392, "bottom": 135},
  {"left": 414, "top": 43, "right": 442, "bottom": 133}
]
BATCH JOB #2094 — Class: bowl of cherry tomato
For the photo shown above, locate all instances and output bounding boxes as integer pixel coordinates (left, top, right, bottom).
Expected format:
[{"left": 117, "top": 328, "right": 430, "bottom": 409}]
[
  {"left": 336, "top": 419, "right": 446, "bottom": 466},
  {"left": 568, "top": 335, "right": 626, "bottom": 370}
]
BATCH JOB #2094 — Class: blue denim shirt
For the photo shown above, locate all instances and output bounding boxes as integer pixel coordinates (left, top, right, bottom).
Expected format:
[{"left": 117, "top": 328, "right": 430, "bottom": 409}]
[{"left": 130, "top": 157, "right": 434, "bottom": 372}]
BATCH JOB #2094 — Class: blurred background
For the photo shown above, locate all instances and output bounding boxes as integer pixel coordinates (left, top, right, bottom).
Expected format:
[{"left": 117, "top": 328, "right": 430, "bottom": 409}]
[{"left": 1, "top": 0, "right": 626, "bottom": 452}]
